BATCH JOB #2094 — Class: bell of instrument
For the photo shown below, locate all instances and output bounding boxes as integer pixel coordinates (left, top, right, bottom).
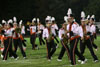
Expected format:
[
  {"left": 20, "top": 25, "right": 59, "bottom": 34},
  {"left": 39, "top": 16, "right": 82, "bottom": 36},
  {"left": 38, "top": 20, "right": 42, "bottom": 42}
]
[{"left": 85, "top": 19, "right": 89, "bottom": 25}]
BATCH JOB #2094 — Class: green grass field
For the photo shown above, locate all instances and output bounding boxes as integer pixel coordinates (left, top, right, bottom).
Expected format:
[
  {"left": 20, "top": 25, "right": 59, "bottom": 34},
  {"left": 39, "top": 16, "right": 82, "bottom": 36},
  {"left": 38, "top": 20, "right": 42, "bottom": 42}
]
[{"left": 0, "top": 36, "right": 100, "bottom": 67}]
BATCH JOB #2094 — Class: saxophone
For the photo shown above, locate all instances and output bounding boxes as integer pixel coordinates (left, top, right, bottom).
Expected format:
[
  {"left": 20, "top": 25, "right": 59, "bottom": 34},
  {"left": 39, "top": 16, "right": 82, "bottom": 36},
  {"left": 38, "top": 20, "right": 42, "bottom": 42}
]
[
  {"left": 62, "top": 33, "right": 68, "bottom": 44},
  {"left": 15, "top": 27, "right": 21, "bottom": 33},
  {"left": 62, "top": 23, "right": 69, "bottom": 45},
  {"left": 47, "top": 27, "right": 54, "bottom": 42}
]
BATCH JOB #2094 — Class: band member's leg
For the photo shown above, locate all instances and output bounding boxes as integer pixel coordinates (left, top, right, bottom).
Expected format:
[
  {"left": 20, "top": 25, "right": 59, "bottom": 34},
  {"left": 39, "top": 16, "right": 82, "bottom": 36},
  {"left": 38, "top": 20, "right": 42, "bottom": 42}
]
[
  {"left": 39, "top": 34, "right": 45, "bottom": 45},
  {"left": 30, "top": 34, "right": 36, "bottom": 50},
  {"left": 86, "top": 39, "right": 98, "bottom": 61},
  {"left": 91, "top": 36, "right": 98, "bottom": 49},
  {"left": 70, "top": 39, "right": 77, "bottom": 65},
  {"left": 46, "top": 42, "right": 51, "bottom": 59},
  {"left": 13, "top": 39, "right": 18, "bottom": 53},
  {"left": 3, "top": 40, "right": 8, "bottom": 60},
  {"left": 39, "top": 36, "right": 42, "bottom": 45},
  {"left": 22, "top": 40, "right": 27, "bottom": 47},
  {"left": 80, "top": 40, "right": 86, "bottom": 55},
  {"left": 30, "top": 35, "right": 33, "bottom": 49},
  {"left": 58, "top": 40, "right": 70, "bottom": 60},
  {"left": 50, "top": 40, "right": 56, "bottom": 57},
  {"left": 41, "top": 39, "right": 45, "bottom": 45},
  {"left": 58, "top": 46, "right": 65, "bottom": 59},
  {"left": 18, "top": 39, "right": 26, "bottom": 57},
  {"left": 75, "top": 46, "right": 85, "bottom": 61},
  {"left": 54, "top": 36, "right": 59, "bottom": 43}
]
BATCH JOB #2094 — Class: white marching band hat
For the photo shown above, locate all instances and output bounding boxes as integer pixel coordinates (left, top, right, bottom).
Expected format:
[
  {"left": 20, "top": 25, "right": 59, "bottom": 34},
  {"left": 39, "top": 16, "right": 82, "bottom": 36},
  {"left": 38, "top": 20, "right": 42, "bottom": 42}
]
[
  {"left": 45, "top": 16, "right": 51, "bottom": 21},
  {"left": 81, "top": 11, "right": 86, "bottom": 21},
  {"left": 45, "top": 16, "right": 52, "bottom": 23}
]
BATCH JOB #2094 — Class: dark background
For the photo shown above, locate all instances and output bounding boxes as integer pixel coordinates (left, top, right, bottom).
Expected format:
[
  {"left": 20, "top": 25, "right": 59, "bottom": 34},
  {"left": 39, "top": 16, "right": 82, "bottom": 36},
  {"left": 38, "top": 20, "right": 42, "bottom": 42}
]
[{"left": 0, "top": 0, "right": 100, "bottom": 24}]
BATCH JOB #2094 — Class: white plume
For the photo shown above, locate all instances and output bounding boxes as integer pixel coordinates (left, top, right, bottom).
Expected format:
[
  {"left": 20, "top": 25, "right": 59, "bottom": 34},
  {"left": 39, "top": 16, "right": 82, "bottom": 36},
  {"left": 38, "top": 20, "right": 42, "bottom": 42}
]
[
  {"left": 51, "top": 17, "right": 55, "bottom": 21},
  {"left": 64, "top": 16, "right": 68, "bottom": 22},
  {"left": 37, "top": 18, "right": 40, "bottom": 23},
  {"left": 19, "top": 20, "right": 23, "bottom": 25},
  {"left": 91, "top": 15, "right": 95, "bottom": 18},
  {"left": 13, "top": 17, "right": 17, "bottom": 22},
  {"left": 8, "top": 19, "right": 13, "bottom": 24},
  {"left": 2, "top": 20, "right": 6, "bottom": 24},
  {"left": 87, "top": 15, "right": 90, "bottom": 19}
]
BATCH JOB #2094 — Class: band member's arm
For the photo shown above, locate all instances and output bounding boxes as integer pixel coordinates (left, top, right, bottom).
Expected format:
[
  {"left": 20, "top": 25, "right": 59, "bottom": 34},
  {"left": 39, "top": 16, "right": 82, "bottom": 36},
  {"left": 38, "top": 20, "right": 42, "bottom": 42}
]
[
  {"left": 1, "top": 35, "right": 4, "bottom": 45},
  {"left": 58, "top": 29, "right": 62, "bottom": 40},
  {"left": 20, "top": 34, "right": 24, "bottom": 40},
  {"left": 43, "top": 28, "right": 49, "bottom": 40},
  {"left": 55, "top": 24, "right": 59, "bottom": 35},
  {"left": 55, "top": 24, "right": 59, "bottom": 30},
  {"left": 78, "top": 26, "right": 84, "bottom": 40}
]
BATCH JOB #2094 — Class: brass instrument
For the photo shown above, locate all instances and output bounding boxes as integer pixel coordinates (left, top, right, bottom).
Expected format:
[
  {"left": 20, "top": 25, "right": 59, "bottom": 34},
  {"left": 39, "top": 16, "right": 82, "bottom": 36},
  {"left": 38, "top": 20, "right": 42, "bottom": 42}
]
[
  {"left": 61, "top": 23, "right": 69, "bottom": 44},
  {"left": 47, "top": 32, "right": 53, "bottom": 42},
  {"left": 15, "top": 27, "right": 21, "bottom": 33},
  {"left": 85, "top": 19, "right": 89, "bottom": 25},
  {"left": 47, "top": 27, "right": 54, "bottom": 42},
  {"left": 62, "top": 34, "right": 68, "bottom": 44}
]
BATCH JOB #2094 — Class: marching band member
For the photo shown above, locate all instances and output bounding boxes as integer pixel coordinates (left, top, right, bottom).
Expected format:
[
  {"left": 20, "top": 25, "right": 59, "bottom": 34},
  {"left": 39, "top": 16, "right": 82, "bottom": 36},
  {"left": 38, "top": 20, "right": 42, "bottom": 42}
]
[
  {"left": 0, "top": 24, "right": 3, "bottom": 49},
  {"left": 30, "top": 18, "right": 38, "bottom": 50},
  {"left": 66, "top": 9, "right": 86, "bottom": 65},
  {"left": 19, "top": 20, "right": 25, "bottom": 37},
  {"left": 43, "top": 16, "right": 56, "bottom": 61},
  {"left": 0, "top": 24, "right": 4, "bottom": 58},
  {"left": 57, "top": 21, "right": 70, "bottom": 61},
  {"left": 37, "top": 18, "right": 45, "bottom": 45},
  {"left": 0, "top": 20, "right": 7, "bottom": 53},
  {"left": 2, "top": 21, "right": 18, "bottom": 60},
  {"left": 51, "top": 17, "right": 59, "bottom": 45},
  {"left": 12, "top": 22, "right": 26, "bottom": 59},
  {"left": 89, "top": 15, "right": 98, "bottom": 51},
  {"left": 19, "top": 20, "right": 27, "bottom": 48},
  {"left": 79, "top": 11, "right": 98, "bottom": 63}
]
